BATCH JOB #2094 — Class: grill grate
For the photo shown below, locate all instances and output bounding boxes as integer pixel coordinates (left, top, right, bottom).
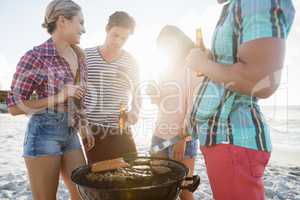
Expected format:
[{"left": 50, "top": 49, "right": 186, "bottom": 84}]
[{"left": 85, "top": 159, "right": 179, "bottom": 189}]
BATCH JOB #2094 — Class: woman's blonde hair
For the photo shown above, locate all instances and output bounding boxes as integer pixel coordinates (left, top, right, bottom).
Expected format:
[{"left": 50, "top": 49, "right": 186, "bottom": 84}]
[
  {"left": 42, "top": 0, "right": 85, "bottom": 59},
  {"left": 42, "top": 0, "right": 81, "bottom": 34}
]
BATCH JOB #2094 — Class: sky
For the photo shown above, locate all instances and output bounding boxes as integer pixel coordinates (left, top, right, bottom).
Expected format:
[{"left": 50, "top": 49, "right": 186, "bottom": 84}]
[{"left": 0, "top": 0, "right": 299, "bottom": 106}]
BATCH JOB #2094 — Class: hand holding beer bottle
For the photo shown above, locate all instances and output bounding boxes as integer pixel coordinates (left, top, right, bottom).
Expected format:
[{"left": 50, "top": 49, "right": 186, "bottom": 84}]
[
  {"left": 195, "top": 28, "right": 205, "bottom": 77},
  {"left": 196, "top": 28, "right": 205, "bottom": 50},
  {"left": 119, "top": 103, "right": 127, "bottom": 134},
  {"left": 186, "top": 27, "right": 213, "bottom": 76}
]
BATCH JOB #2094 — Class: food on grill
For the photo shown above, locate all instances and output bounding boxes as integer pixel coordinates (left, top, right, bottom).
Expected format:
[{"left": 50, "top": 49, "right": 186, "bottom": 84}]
[
  {"left": 152, "top": 166, "right": 172, "bottom": 174},
  {"left": 85, "top": 158, "right": 182, "bottom": 189},
  {"left": 71, "top": 157, "right": 201, "bottom": 200},
  {"left": 91, "top": 157, "right": 130, "bottom": 173},
  {"left": 150, "top": 160, "right": 167, "bottom": 166}
]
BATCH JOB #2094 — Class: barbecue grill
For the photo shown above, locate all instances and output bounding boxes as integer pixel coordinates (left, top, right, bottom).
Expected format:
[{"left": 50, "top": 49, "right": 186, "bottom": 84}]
[{"left": 71, "top": 156, "right": 200, "bottom": 200}]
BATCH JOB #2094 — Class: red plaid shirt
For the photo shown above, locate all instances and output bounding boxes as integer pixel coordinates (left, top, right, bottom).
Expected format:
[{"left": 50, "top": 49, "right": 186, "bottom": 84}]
[{"left": 7, "top": 38, "right": 87, "bottom": 127}]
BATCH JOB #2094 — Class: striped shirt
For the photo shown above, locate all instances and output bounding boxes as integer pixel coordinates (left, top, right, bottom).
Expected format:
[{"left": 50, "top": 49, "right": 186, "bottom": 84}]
[
  {"left": 188, "top": 0, "right": 295, "bottom": 152},
  {"left": 84, "top": 46, "right": 139, "bottom": 127}
]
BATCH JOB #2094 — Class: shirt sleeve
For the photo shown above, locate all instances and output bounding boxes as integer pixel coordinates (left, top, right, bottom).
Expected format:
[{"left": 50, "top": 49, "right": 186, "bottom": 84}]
[
  {"left": 6, "top": 50, "right": 43, "bottom": 107},
  {"left": 238, "top": 0, "right": 295, "bottom": 44}
]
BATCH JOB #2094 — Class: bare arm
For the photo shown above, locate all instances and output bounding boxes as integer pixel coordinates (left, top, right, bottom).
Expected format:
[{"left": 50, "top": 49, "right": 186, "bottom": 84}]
[
  {"left": 8, "top": 85, "right": 84, "bottom": 116},
  {"left": 187, "top": 38, "right": 286, "bottom": 98},
  {"left": 8, "top": 95, "right": 61, "bottom": 116}
]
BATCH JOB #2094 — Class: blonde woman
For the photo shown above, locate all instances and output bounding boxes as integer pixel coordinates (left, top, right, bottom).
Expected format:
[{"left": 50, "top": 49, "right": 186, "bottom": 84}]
[{"left": 6, "top": 0, "right": 94, "bottom": 199}]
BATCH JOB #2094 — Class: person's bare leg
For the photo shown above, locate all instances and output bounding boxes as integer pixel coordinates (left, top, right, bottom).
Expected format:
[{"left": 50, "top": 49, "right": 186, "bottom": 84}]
[
  {"left": 60, "top": 149, "right": 86, "bottom": 200},
  {"left": 180, "top": 158, "right": 196, "bottom": 200},
  {"left": 25, "top": 156, "right": 61, "bottom": 200}
]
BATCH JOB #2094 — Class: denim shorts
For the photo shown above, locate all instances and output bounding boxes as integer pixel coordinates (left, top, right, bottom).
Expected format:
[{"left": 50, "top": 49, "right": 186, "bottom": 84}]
[
  {"left": 151, "top": 135, "right": 198, "bottom": 159},
  {"left": 23, "top": 112, "right": 82, "bottom": 157}
]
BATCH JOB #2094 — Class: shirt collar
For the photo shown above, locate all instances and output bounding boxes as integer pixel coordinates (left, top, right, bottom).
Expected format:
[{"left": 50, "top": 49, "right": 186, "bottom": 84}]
[{"left": 34, "top": 38, "right": 58, "bottom": 57}]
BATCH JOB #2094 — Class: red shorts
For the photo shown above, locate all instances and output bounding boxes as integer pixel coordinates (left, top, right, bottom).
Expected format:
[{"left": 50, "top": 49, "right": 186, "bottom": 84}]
[{"left": 200, "top": 144, "right": 271, "bottom": 200}]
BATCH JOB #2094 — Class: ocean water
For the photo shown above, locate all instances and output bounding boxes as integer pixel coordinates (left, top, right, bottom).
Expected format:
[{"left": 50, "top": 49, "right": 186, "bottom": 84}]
[{"left": 262, "top": 106, "right": 300, "bottom": 151}]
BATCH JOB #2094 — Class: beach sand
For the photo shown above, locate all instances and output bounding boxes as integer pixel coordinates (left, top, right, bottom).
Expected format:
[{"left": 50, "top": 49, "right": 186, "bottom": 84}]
[{"left": 0, "top": 113, "right": 299, "bottom": 200}]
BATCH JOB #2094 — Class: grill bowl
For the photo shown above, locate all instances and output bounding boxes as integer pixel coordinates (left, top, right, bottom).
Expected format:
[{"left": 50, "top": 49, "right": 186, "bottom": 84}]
[{"left": 71, "top": 157, "right": 200, "bottom": 200}]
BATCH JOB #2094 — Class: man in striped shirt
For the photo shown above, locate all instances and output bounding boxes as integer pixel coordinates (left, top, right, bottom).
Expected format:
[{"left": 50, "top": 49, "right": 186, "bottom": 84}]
[
  {"left": 81, "top": 11, "right": 141, "bottom": 164},
  {"left": 186, "top": 0, "right": 295, "bottom": 199}
]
